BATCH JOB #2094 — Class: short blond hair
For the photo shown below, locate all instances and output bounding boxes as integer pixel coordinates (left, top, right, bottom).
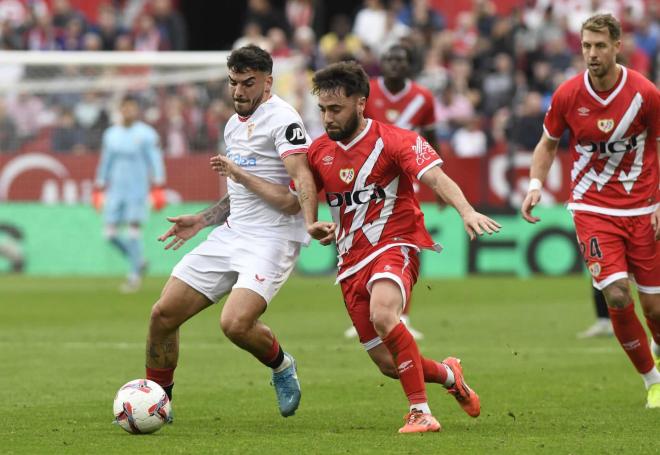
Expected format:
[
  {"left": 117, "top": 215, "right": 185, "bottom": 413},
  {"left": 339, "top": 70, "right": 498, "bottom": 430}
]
[{"left": 581, "top": 14, "right": 621, "bottom": 41}]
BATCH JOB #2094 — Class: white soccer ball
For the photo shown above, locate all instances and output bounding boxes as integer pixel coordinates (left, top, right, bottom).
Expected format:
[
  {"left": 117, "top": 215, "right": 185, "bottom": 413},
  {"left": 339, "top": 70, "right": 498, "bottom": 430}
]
[{"left": 113, "top": 379, "right": 171, "bottom": 434}]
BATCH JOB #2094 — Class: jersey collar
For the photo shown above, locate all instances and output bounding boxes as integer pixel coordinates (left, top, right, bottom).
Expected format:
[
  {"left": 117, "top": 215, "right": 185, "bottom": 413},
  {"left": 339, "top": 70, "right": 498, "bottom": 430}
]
[
  {"left": 336, "top": 119, "right": 372, "bottom": 151},
  {"left": 583, "top": 65, "right": 627, "bottom": 106},
  {"left": 377, "top": 77, "right": 412, "bottom": 103}
]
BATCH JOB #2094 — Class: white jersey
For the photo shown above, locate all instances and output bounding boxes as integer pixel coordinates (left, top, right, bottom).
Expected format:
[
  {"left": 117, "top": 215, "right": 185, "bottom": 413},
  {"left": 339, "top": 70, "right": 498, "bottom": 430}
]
[{"left": 222, "top": 94, "right": 311, "bottom": 243}]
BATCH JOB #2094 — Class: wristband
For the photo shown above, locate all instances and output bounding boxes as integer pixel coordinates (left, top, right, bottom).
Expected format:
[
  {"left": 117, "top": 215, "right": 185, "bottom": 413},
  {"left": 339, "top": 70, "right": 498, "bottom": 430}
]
[{"left": 528, "top": 178, "right": 542, "bottom": 192}]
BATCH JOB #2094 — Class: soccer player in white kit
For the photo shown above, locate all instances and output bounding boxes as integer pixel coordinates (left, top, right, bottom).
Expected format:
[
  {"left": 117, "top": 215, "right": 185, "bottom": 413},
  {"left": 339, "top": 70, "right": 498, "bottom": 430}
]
[{"left": 144, "top": 45, "right": 325, "bottom": 419}]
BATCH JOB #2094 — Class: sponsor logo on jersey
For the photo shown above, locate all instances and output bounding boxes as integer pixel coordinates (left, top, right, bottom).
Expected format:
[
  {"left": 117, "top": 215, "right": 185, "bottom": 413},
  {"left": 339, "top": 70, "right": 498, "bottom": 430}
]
[
  {"left": 322, "top": 155, "right": 334, "bottom": 165},
  {"left": 247, "top": 122, "right": 256, "bottom": 139},
  {"left": 588, "top": 262, "right": 601, "bottom": 277},
  {"left": 411, "top": 136, "right": 433, "bottom": 165},
  {"left": 226, "top": 152, "right": 257, "bottom": 167},
  {"left": 326, "top": 186, "right": 386, "bottom": 207},
  {"left": 577, "top": 106, "right": 590, "bottom": 116},
  {"left": 254, "top": 274, "right": 266, "bottom": 282},
  {"left": 285, "top": 123, "right": 307, "bottom": 145},
  {"left": 578, "top": 134, "right": 641, "bottom": 156},
  {"left": 597, "top": 118, "right": 615, "bottom": 133},
  {"left": 339, "top": 168, "right": 355, "bottom": 184}
]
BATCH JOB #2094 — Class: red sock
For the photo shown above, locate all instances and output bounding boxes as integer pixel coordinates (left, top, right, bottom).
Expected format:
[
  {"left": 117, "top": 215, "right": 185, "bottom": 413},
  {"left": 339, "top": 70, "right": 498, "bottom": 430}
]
[
  {"left": 608, "top": 304, "right": 654, "bottom": 373},
  {"left": 382, "top": 322, "right": 427, "bottom": 405},
  {"left": 420, "top": 357, "right": 449, "bottom": 384},
  {"left": 255, "top": 337, "right": 284, "bottom": 369},
  {"left": 646, "top": 317, "right": 660, "bottom": 345},
  {"left": 146, "top": 366, "right": 175, "bottom": 388}
]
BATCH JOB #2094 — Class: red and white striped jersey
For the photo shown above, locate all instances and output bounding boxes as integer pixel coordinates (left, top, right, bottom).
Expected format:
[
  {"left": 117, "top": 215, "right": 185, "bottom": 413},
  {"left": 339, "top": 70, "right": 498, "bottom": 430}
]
[
  {"left": 365, "top": 77, "right": 437, "bottom": 131},
  {"left": 544, "top": 66, "right": 659, "bottom": 216},
  {"left": 306, "top": 119, "right": 442, "bottom": 281}
]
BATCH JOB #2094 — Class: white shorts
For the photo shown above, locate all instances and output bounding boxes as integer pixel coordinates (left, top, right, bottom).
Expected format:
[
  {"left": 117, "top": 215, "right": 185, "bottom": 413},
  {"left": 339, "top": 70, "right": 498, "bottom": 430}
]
[{"left": 171, "top": 223, "right": 301, "bottom": 304}]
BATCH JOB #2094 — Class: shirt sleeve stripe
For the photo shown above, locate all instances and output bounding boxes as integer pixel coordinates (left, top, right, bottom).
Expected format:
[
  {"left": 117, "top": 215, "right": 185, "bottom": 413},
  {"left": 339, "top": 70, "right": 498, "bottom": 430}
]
[
  {"left": 542, "top": 125, "right": 561, "bottom": 141},
  {"left": 416, "top": 158, "right": 443, "bottom": 180},
  {"left": 280, "top": 147, "right": 309, "bottom": 159}
]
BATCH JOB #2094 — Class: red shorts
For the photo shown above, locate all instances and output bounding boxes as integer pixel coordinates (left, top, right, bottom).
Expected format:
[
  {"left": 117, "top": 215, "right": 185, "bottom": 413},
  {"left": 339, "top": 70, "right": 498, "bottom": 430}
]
[
  {"left": 339, "top": 245, "right": 420, "bottom": 349},
  {"left": 573, "top": 211, "right": 660, "bottom": 293}
]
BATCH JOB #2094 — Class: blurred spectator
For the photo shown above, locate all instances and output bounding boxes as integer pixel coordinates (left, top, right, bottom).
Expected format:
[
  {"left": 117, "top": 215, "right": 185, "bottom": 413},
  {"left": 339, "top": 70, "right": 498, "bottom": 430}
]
[
  {"left": 0, "top": 17, "right": 23, "bottom": 49},
  {"left": 319, "top": 14, "right": 362, "bottom": 63},
  {"left": 151, "top": 0, "right": 187, "bottom": 51},
  {"left": 451, "top": 115, "right": 487, "bottom": 158},
  {"left": 51, "top": 0, "right": 84, "bottom": 30},
  {"left": 157, "top": 95, "right": 189, "bottom": 157},
  {"left": 267, "top": 27, "right": 291, "bottom": 57},
  {"left": 26, "top": 11, "right": 56, "bottom": 50},
  {"left": 114, "top": 33, "right": 134, "bottom": 51},
  {"left": 634, "top": 15, "right": 659, "bottom": 60},
  {"left": 245, "top": 0, "right": 291, "bottom": 38},
  {"left": 55, "top": 17, "right": 85, "bottom": 50},
  {"left": 286, "top": 0, "right": 323, "bottom": 36},
  {"left": 0, "top": 0, "right": 26, "bottom": 28},
  {"left": 506, "top": 91, "right": 545, "bottom": 151},
  {"left": 134, "top": 14, "right": 164, "bottom": 51},
  {"left": 51, "top": 109, "right": 85, "bottom": 154},
  {"left": 7, "top": 94, "right": 51, "bottom": 143},
  {"left": 620, "top": 34, "right": 651, "bottom": 77},
  {"left": 435, "top": 83, "right": 474, "bottom": 141},
  {"left": 396, "top": 0, "right": 445, "bottom": 33},
  {"left": 82, "top": 32, "right": 102, "bottom": 51},
  {"left": 451, "top": 11, "right": 478, "bottom": 57},
  {"left": 0, "top": 98, "right": 18, "bottom": 152},
  {"left": 74, "top": 91, "right": 109, "bottom": 150},
  {"left": 292, "top": 26, "right": 321, "bottom": 71},
  {"left": 352, "top": 0, "right": 387, "bottom": 55},
  {"left": 481, "top": 53, "right": 515, "bottom": 115},
  {"left": 233, "top": 21, "right": 270, "bottom": 51},
  {"left": 94, "top": 4, "right": 125, "bottom": 51}
]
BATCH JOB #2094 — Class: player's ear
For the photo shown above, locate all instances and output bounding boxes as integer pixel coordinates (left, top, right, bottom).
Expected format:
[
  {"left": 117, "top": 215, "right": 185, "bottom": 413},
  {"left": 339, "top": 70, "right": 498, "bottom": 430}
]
[
  {"left": 356, "top": 96, "right": 366, "bottom": 115},
  {"left": 264, "top": 74, "right": 273, "bottom": 92}
]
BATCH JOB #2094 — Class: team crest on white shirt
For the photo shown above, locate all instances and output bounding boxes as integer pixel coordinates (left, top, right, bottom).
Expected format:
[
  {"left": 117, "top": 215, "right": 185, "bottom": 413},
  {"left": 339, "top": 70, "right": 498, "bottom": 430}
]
[
  {"left": 597, "top": 119, "right": 614, "bottom": 133},
  {"left": 247, "top": 121, "right": 256, "bottom": 139},
  {"left": 339, "top": 168, "right": 355, "bottom": 184}
]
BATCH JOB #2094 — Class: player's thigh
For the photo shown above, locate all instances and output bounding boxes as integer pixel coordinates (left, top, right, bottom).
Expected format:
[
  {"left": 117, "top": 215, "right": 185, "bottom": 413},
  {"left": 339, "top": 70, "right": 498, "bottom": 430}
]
[
  {"left": 171, "top": 252, "right": 238, "bottom": 304},
  {"left": 103, "top": 195, "right": 124, "bottom": 226},
  {"left": 341, "top": 273, "right": 380, "bottom": 349},
  {"left": 125, "top": 198, "right": 149, "bottom": 225},
  {"left": 367, "top": 246, "right": 420, "bottom": 319},
  {"left": 231, "top": 237, "right": 301, "bottom": 305},
  {"left": 152, "top": 276, "right": 214, "bottom": 329},
  {"left": 626, "top": 216, "right": 660, "bottom": 292},
  {"left": 573, "top": 212, "right": 627, "bottom": 290}
]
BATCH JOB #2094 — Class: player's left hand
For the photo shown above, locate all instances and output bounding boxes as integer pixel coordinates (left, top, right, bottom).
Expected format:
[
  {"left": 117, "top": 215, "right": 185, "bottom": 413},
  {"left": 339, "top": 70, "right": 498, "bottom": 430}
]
[
  {"left": 210, "top": 155, "right": 244, "bottom": 184},
  {"left": 652, "top": 206, "right": 660, "bottom": 241},
  {"left": 462, "top": 210, "right": 501, "bottom": 241},
  {"left": 308, "top": 221, "right": 336, "bottom": 246}
]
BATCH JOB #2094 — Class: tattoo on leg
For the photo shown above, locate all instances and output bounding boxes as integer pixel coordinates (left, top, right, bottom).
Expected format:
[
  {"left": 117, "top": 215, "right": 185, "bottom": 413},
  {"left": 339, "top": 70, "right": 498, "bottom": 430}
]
[{"left": 146, "top": 338, "right": 179, "bottom": 368}]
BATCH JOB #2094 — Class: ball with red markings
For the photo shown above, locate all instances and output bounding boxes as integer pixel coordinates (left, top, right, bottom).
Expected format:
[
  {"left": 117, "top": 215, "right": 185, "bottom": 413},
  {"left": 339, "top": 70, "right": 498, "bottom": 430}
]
[{"left": 113, "top": 379, "right": 171, "bottom": 434}]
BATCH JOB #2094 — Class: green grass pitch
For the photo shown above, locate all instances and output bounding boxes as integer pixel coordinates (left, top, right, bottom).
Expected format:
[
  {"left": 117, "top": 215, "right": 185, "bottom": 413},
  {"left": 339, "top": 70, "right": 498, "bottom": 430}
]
[{"left": 0, "top": 275, "right": 657, "bottom": 454}]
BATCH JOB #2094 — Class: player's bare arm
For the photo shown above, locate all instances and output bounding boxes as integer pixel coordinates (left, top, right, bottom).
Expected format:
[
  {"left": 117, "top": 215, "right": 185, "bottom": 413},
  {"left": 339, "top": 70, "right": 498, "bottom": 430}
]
[
  {"left": 653, "top": 141, "right": 660, "bottom": 240},
  {"left": 420, "top": 166, "right": 501, "bottom": 240},
  {"left": 157, "top": 194, "right": 230, "bottom": 250},
  {"left": 521, "top": 132, "right": 560, "bottom": 224},
  {"left": 210, "top": 154, "right": 300, "bottom": 215}
]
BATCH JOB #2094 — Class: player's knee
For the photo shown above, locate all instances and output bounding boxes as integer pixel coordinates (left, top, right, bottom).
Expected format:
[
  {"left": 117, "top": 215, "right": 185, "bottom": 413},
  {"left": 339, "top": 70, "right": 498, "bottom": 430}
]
[
  {"left": 149, "top": 302, "right": 180, "bottom": 333},
  {"left": 370, "top": 309, "right": 399, "bottom": 336},
  {"left": 219, "top": 315, "right": 251, "bottom": 342},
  {"left": 603, "top": 282, "right": 631, "bottom": 309}
]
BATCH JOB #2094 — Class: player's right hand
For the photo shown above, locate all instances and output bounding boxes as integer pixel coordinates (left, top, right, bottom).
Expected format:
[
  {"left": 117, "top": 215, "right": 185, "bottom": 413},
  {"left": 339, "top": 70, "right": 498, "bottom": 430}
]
[
  {"left": 521, "top": 190, "right": 541, "bottom": 224},
  {"left": 158, "top": 214, "right": 205, "bottom": 250},
  {"left": 307, "top": 221, "right": 336, "bottom": 246},
  {"left": 92, "top": 188, "right": 104, "bottom": 212}
]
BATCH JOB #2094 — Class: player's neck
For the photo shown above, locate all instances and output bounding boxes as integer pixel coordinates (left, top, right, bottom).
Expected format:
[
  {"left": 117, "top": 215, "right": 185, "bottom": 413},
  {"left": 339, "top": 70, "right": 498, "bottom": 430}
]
[
  {"left": 383, "top": 77, "right": 406, "bottom": 94},
  {"left": 339, "top": 117, "right": 368, "bottom": 146},
  {"left": 122, "top": 119, "right": 136, "bottom": 127},
  {"left": 588, "top": 64, "right": 621, "bottom": 92}
]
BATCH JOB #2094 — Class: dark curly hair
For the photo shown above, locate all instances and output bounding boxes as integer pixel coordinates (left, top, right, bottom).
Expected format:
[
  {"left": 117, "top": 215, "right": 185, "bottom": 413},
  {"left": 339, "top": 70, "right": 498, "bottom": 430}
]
[
  {"left": 312, "top": 61, "right": 370, "bottom": 99},
  {"left": 227, "top": 45, "right": 273, "bottom": 74}
]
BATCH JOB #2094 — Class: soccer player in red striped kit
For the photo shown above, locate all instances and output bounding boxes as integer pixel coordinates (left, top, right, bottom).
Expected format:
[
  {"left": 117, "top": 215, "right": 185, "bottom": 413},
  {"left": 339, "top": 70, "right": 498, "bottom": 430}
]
[{"left": 522, "top": 14, "right": 660, "bottom": 408}]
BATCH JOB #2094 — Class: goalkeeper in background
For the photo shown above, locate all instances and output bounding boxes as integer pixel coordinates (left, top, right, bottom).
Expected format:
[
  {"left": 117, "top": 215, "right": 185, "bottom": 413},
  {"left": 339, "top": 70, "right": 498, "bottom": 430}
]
[{"left": 94, "top": 95, "right": 166, "bottom": 293}]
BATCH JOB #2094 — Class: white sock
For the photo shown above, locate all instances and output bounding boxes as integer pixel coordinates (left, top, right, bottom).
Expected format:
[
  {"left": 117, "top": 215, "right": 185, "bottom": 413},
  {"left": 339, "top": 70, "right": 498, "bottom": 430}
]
[
  {"left": 410, "top": 402, "right": 431, "bottom": 414},
  {"left": 272, "top": 353, "right": 292, "bottom": 373},
  {"left": 651, "top": 339, "right": 660, "bottom": 357},
  {"left": 641, "top": 367, "right": 660, "bottom": 389},
  {"left": 441, "top": 363, "right": 455, "bottom": 388}
]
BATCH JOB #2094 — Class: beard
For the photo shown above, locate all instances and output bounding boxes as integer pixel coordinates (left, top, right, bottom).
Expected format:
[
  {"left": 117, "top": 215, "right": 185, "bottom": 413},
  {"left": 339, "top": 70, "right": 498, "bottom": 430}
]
[
  {"left": 233, "top": 91, "right": 263, "bottom": 117},
  {"left": 326, "top": 111, "right": 359, "bottom": 141}
]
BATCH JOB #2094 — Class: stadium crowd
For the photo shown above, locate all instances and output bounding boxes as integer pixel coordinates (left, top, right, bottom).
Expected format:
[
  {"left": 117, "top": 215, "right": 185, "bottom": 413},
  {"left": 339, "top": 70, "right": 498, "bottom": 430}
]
[{"left": 0, "top": 0, "right": 656, "bottom": 158}]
